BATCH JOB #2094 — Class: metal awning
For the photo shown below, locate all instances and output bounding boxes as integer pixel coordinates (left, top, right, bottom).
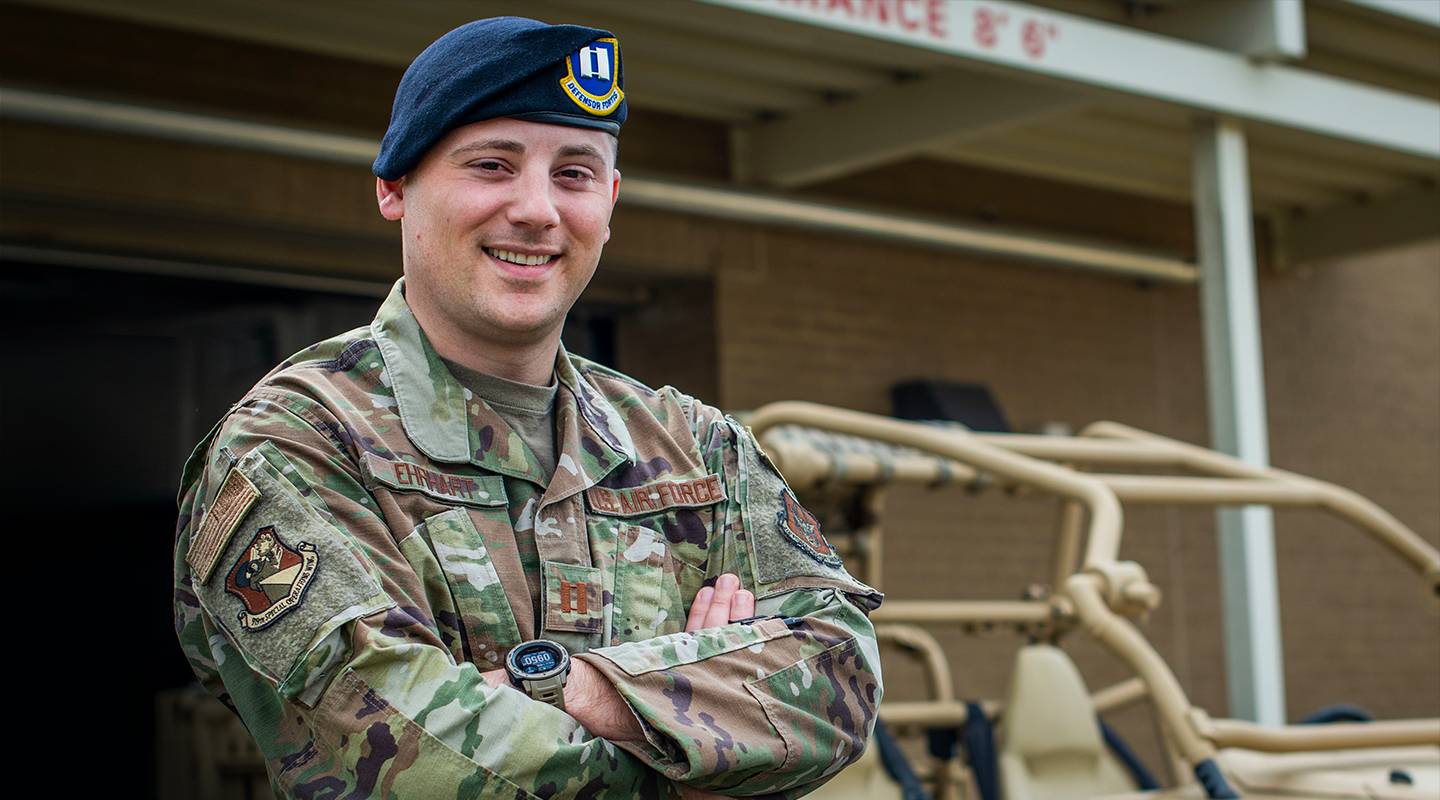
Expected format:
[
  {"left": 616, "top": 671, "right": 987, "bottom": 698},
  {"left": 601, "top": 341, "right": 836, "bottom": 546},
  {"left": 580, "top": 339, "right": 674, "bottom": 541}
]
[{"left": 11, "top": 0, "right": 1437, "bottom": 265}]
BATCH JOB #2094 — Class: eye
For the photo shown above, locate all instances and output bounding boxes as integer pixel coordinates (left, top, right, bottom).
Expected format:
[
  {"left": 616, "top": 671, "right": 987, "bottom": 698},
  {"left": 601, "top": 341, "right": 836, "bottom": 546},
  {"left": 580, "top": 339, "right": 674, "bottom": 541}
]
[
  {"left": 555, "top": 167, "right": 594, "bottom": 182},
  {"left": 470, "top": 158, "right": 509, "bottom": 173}
]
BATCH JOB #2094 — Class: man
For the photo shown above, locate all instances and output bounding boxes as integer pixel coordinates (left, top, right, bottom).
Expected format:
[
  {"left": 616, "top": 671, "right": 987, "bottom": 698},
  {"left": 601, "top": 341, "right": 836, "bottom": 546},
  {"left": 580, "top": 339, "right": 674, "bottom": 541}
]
[{"left": 172, "top": 17, "right": 882, "bottom": 799}]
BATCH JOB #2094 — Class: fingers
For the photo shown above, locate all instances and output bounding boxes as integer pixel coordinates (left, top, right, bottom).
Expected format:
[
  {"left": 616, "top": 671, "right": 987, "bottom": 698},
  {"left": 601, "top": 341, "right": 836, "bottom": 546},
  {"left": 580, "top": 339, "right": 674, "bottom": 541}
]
[
  {"left": 479, "top": 668, "right": 508, "bottom": 689},
  {"left": 683, "top": 573, "right": 756, "bottom": 632},
  {"left": 729, "top": 584, "right": 755, "bottom": 621},
  {"left": 685, "top": 585, "right": 714, "bottom": 632},
  {"left": 703, "top": 574, "right": 740, "bottom": 629}
]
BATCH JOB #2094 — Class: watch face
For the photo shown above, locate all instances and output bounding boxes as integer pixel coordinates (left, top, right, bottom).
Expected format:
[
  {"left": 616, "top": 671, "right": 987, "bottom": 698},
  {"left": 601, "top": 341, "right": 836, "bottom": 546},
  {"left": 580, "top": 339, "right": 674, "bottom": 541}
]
[{"left": 510, "top": 641, "right": 565, "bottom": 677}]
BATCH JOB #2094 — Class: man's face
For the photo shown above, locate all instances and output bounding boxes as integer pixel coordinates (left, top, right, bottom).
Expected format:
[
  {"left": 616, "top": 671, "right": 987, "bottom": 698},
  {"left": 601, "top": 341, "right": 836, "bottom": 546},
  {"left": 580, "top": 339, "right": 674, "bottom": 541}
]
[{"left": 377, "top": 117, "right": 620, "bottom": 352}]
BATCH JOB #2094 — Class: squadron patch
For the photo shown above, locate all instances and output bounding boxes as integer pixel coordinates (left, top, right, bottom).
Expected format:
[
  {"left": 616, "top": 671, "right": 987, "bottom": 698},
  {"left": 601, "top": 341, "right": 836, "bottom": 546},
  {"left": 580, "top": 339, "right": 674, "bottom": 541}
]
[
  {"left": 560, "top": 38, "right": 623, "bottom": 116},
  {"left": 224, "top": 525, "right": 319, "bottom": 631},
  {"left": 776, "top": 490, "right": 842, "bottom": 567}
]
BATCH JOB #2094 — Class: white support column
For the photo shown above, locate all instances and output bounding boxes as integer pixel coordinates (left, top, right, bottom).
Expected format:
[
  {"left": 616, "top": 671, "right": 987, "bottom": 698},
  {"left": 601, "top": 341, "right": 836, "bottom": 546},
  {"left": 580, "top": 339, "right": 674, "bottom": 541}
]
[{"left": 1191, "top": 116, "right": 1287, "bottom": 726}]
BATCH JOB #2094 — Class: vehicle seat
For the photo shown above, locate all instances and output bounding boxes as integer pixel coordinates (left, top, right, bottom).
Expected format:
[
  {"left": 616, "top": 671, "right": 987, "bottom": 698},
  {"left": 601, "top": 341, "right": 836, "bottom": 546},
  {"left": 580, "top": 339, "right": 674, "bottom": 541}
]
[{"left": 998, "top": 644, "right": 1135, "bottom": 800}]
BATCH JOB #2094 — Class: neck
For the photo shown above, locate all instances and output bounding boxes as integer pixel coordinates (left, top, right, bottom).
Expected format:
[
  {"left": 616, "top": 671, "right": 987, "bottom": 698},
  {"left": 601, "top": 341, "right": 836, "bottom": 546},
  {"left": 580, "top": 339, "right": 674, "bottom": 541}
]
[
  {"left": 415, "top": 314, "right": 562, "bottom": 387},
  {"left": 442, "top": 344, "right": 558, "bottom": 386}
]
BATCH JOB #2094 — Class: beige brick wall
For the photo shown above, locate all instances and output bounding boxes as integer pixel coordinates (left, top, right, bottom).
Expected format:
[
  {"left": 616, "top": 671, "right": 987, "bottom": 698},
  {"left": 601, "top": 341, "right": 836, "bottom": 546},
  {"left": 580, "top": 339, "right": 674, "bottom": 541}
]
[{"left": 1262, "top": 244, "right": 1440, "bottom": 722}]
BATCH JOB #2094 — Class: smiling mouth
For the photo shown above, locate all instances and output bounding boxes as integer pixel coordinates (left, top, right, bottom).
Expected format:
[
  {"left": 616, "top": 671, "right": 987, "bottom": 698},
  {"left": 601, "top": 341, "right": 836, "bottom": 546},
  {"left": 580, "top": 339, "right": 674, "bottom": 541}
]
[{"left": 485, "top": 248, "right": 557, "bottom": 267}]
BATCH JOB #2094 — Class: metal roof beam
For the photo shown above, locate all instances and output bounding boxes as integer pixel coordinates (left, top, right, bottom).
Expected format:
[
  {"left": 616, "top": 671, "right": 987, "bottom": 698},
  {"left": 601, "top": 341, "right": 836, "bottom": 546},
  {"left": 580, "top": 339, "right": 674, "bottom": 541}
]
[
  {"left": 930, "top": 139, "right": 1194, "bottom": 202},
  {"left": 605, "top": 19, "right": 889, "bottom": 92},
  {"left": 747, "top": 69, "right": 1084, "bottom": 187},
  {"left": 1309, "top": 3, "right": 1440, "bottom": 78},
  {"left": 695, "top": 0, "right": 1440, "bottom": 160},
  {"left": 1335, "top": 0, "right": 1440, "bottom": 29},
  {"left": 0, "top": 87, "right": 1198, "bottom": 283},
  {"left": 626, "top": 55, "right": 818, "bottom": 118},
  {"left": 1133, "top": 0, "right": 1306, "bottom": 60}
]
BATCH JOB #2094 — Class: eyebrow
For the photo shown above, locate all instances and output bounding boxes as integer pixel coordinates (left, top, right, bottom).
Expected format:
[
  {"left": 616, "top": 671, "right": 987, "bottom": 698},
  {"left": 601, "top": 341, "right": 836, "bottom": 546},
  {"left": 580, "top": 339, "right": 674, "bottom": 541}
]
[
  {"left": 557, "top": 143, "right": 607, "bottom": 162},
  {"left": 448, "top": 140, "right": 608, "bottom": 164},
  {"left": 450, "top": 139, "right": 526, "bottom": 157}
]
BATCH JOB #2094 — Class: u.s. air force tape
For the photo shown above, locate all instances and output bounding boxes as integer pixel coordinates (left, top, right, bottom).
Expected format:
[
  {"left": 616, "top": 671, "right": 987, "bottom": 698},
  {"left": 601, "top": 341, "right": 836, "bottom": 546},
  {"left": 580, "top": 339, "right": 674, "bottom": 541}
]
[{"left": 585, "top": 474, "right": 726, "bottom": 517}]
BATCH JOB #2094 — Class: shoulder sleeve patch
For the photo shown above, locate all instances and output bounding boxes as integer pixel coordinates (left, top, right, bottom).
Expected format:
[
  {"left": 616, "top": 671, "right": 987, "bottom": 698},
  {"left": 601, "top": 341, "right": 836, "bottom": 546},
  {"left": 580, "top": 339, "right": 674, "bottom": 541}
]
[
  {"left": 194, "top": 443, "right": 391, "bottom": 681},
  {"left": 777, "top": 489, "right": 842, "bottom": 567},
  {"left": 188, "top": 467, "right": 261, "bottom": 584}
]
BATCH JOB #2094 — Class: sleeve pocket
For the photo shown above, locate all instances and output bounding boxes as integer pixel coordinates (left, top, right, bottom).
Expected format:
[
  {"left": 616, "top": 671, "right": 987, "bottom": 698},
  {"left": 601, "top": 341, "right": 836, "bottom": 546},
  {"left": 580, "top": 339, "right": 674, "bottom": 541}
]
[{"left": 744, "top": 638, "right": 866, "bottom": 782}]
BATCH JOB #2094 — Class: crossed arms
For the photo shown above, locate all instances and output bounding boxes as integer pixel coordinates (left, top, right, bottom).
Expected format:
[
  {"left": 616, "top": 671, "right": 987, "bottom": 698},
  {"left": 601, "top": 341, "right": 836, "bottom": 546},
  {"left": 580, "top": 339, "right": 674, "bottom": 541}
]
[{"left": 175, "top": 392, "right": 880, "bottom": 799}]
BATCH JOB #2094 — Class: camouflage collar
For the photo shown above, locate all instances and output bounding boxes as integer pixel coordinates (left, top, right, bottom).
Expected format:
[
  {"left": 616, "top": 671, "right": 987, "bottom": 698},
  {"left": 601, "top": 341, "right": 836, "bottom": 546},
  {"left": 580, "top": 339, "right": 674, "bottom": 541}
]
[
  {"left": 372, "top": 280, "right": 471, "bottom": 462},
  {"left": 546, "top": 347, "right": 638, "bottom": 500},
  {"left": 371, "top": 280, "right": 637, "bottom": 482},
  {"left": 554, "top": 348, "right": 637, "bottom": 463}
]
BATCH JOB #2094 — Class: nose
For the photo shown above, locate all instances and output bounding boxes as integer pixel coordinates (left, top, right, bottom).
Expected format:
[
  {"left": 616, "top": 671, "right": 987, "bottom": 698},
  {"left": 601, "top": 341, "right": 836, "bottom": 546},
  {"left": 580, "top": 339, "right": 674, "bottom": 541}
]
[{"left": 505, "top": 169, "right": 561, "bottom": 231}]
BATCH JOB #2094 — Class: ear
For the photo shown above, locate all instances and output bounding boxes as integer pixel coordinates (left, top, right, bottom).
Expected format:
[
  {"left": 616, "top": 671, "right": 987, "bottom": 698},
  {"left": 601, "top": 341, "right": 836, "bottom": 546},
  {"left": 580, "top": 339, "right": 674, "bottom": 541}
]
[
  {"left": 604, "top": 169, "right": 621, "bottom": 244},
  {"left": 376, "top": 176, "right": 407, "bottom": 220}
]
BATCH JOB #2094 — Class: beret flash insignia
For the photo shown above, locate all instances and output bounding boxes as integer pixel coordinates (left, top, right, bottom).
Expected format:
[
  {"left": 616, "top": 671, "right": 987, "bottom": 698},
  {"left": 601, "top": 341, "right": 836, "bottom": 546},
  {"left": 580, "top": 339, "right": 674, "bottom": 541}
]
[
  {"left": 224, "top": 525, "right": 319, "bottom": 631},
  {"left": 776, "top": 489, "right": 842, "bottom": 567},
  {"left": 560, "top": 38, "right": 624, "bottom": 116}
]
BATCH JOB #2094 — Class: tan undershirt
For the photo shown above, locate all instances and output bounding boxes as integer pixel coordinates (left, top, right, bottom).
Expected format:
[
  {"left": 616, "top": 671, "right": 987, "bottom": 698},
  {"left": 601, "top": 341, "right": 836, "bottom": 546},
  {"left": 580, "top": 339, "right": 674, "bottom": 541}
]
[{"left": 440, "top": 356, "right": 559, "bottom": 483}]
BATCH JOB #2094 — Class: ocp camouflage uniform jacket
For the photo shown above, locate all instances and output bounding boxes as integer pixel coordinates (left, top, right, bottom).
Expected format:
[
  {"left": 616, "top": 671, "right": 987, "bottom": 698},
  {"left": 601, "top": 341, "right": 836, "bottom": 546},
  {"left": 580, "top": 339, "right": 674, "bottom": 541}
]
[{"left": 173, "top": 281, "right": 883, "bottom": 799}]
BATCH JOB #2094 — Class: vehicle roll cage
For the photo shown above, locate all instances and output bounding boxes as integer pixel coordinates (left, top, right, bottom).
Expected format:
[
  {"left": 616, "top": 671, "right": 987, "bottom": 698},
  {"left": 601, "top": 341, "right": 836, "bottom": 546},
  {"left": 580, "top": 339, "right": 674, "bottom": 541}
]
[{"left": 745, "top": 401, "right": 1440, "bottom": 794}]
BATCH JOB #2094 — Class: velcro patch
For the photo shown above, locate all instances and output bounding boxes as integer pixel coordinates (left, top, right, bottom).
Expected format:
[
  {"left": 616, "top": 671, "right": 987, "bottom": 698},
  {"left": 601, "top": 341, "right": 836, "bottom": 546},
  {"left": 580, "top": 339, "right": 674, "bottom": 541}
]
[
  {"left": 777, "top": 489, "right": 842, "bottom": 567},
  {"left": 739, "top": 424, "right": 875, "bottom": 596},
  {"left": 196, "top": 443, "right": 390, "bottom": 682},
  {"left": 587, "top": 474, "right": 726, "bottom": 517},
  {"left": 361, "top": 452, "right": 506, "bottom": 507},
  {"left": 189, "top": 468, "right": 260, "bottom": 584},
  {"left": 544, "top": 561, "right": 603, "bottom": 635}
]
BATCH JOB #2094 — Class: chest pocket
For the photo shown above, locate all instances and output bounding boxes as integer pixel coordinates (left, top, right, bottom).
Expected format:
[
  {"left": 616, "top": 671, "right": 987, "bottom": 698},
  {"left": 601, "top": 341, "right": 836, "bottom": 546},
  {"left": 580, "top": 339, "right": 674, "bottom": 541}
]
[
  {"left": 607, "top": 522, "right": 705, "bottom": 645},
  {"left": 585, "top": 474, "right": 724, "bottom": 645},
  {"left": 420, "top": 507, "right": 522, "bottom": 668}
]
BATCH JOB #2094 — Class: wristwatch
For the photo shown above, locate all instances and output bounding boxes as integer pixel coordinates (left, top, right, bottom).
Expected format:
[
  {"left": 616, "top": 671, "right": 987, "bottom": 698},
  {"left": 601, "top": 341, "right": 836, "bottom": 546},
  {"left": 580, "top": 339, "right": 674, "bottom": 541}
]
[{"left": 504, "top": 639, "right": 571, "bottom": 711}]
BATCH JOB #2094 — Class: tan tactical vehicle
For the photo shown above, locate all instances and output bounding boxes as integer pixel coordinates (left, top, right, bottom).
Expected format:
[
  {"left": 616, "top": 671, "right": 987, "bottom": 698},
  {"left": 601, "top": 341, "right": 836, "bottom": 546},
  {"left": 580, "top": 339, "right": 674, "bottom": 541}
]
[{"left": 744, "top": 402, "right": 1440, "bottom": 800}]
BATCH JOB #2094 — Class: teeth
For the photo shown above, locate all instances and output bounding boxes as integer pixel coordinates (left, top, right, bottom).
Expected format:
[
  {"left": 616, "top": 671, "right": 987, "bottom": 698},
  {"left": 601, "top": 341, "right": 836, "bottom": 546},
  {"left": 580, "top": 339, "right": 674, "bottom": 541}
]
[{"left": 487, "top": 248, "right": 554, "bottom": 267}]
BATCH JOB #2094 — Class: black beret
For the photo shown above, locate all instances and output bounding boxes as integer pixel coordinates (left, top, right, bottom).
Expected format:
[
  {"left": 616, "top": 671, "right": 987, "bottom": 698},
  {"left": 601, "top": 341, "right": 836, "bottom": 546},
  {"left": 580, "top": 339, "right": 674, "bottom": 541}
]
[{"left": 374, "top": 17, "right": 626, "bottom": 180}]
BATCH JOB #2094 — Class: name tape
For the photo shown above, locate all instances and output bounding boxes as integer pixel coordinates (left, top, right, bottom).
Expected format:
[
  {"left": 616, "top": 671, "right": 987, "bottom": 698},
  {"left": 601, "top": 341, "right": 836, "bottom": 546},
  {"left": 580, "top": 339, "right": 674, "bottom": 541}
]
[{"left": 362, "top": 452, "right": 507, "bottom": 508}]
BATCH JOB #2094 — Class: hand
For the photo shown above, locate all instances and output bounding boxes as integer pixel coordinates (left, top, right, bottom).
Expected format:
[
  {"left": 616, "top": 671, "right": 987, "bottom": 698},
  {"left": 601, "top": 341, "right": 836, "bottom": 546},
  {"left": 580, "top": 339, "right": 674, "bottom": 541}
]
[
  {"left": 480, "top": 658, "right": 646, "bottom": 741},
  {"left": 684, "top": 573, "right": 754, "bottom": 632}
]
